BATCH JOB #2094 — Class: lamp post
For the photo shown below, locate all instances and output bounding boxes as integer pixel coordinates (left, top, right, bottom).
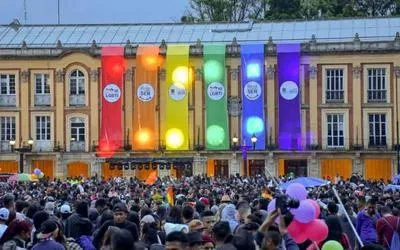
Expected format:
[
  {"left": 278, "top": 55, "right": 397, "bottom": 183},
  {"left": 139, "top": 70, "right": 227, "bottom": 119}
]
[
  {"left": 251, "top": 134, "right": 258, "bottom": 150},
  {"left": 9, "top": 138, "right": 34, "bottom": 173}
]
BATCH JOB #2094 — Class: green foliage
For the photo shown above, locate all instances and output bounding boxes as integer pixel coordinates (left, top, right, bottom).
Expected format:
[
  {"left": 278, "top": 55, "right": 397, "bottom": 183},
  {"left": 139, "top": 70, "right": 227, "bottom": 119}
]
[{"left": 184, "top": 0, "right": 400, "bottom": 22}]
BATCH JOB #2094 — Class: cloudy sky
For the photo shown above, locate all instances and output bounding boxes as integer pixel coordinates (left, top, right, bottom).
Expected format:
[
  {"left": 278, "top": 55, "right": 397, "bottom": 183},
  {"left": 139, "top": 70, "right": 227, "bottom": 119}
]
[{"left": 0, "top": 0, "right": 189, "bottom": 24}]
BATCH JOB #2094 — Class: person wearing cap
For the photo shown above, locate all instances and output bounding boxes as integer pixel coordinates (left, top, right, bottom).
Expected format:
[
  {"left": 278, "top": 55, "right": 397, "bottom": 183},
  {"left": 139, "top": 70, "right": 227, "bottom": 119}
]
[
  {"left": 188, "top": 219, "right": 205, "bottom": 233},
  {"left": 199, "top": 197, "right": 210, "bottom": 211},
  {"left": 202, "top": 235, "right": 215, "bottom": 250},
  {"left": 187, "top": 231, "right": 203, "bottom": 250},
  {"left": 0, "top": 207, "right": 10, "bottom": 239},
  {"left": 32, "top": 220, "right": 65, "bottom": 250},
  {"left": 59, "top": 204, "right": 72, "bottom": 231},
  {"left": 92, "top": 202, "right": 139, "bottom": 249}
]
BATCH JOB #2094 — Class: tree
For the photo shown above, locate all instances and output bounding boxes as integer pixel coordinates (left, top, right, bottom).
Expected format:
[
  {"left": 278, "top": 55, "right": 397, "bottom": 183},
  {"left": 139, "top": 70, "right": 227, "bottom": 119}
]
[
  {"left": 185, "top": 0, "right": 267, "bottom": 22},
  {"left": 353, "top": 0, "right": 397, "bottom": 16},
  {"left": 265, "top": 0, "right": 302, "bottom": 20}
]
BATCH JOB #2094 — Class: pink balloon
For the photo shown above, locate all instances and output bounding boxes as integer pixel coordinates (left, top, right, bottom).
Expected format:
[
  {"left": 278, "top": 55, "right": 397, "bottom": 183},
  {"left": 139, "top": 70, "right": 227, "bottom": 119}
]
[
  {"left": 286, "top": 183, "right": 307, "bottom": 201},
  {"left": 291, "top": 229, "right": 308, "bottom": 244},
  {"left": 307, "top": 199, "right": 320, "bottom": 219},
  {"left": 288, "top": 219, "right": 308, "bottom": 237},
  {"left": 291, "top": 200, "right": 316, "bottom": 223},
  {"left": 306, "top": 219, "right": 328, "bottom": 243}
]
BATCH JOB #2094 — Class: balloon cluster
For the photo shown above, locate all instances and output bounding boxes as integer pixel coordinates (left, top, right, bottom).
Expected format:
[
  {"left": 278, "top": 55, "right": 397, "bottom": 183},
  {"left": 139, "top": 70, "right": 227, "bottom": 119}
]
[
  {"left": 33, "top": 168, "right": 44, "bottom": 179},
  {"left": 268, "top": 183, "right": 328, "bottom": 244}
]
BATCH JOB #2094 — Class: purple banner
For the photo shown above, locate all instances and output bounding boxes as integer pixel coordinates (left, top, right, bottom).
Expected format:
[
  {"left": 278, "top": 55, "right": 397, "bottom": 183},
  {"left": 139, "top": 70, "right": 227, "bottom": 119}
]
[
  {"left": 277, "top": 44, "right": 302, "bottom": 150},
  {"left": 241, "top": 44, "right": 265, "bottom": 150}
]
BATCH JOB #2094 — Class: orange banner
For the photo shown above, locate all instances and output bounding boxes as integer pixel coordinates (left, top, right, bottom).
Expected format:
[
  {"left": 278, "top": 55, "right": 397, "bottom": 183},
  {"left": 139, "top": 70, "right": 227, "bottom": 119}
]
[{"left": 133, "top": 46, "right": 163, "bottom": 150}]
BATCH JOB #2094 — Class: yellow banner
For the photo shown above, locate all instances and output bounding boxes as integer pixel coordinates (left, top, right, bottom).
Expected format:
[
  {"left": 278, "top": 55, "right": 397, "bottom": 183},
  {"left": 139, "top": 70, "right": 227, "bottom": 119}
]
[{"left": 165, "top": 45, "right": 190, "bottom": 150}]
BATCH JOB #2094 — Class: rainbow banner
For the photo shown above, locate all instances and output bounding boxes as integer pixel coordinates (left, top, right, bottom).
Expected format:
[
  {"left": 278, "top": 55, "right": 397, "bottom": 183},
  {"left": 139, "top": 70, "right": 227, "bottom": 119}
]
[
  {"left": 277, "top": 44, "right": 302, "bottom": 150},
  {"left": 165, "top": 45, "right": 190, "bottom": 150},
  {"left": 241, "top": 44, "right": 266, "bottom": 150},
  {"left": 133, "top": 46, "right": 162, "bottom": 150},
  {"left": 204, "top": 44, "right": 229, "bottom": 150}
]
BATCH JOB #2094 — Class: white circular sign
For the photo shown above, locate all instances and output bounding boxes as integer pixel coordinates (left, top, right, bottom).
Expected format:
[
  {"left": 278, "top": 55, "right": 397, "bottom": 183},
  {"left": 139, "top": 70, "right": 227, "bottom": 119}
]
[
  {"left": 103, "top": 83, "right": 121, "bottom": 103},
  {"left": 137, "top": 83, "right": 154, "bottom": 102},
  {"left": 244, "top": 81, "right": 262, "bottom": 100},
  {"left": 207, "top": 82, "right": 225, "bottom": 101},
  {"left": 169, "top": 83, "right": 186, "bottom": 101},
  {"left": 280, "top": 81, "right": 299, "bottom": 100}
]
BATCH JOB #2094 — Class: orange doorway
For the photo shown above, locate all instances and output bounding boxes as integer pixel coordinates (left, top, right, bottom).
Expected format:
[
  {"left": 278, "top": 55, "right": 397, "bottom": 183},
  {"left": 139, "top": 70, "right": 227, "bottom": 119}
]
[
  {"left": 320, "top": 159, "right": 352, "bottom": 181},
  {"left": 32, "top": 160, "right": 54, "bottom": 180},
  {"left": 365, "top": 159, "right": 392, "bottom": 183},
  {"left": 102, "top": 163, "right": 123, "bottom": 180},
  {"left": 136, "top": 165, "right": 158, "bottom": 181},
  {"left": 67, "top": 162, "right": 89, "bottom": 178},
  {"left": 248, "top": 160, "right": 265, "bottom": 176},
  {"left": 0, "top": 161, "right": 18, "bottom": 174}
]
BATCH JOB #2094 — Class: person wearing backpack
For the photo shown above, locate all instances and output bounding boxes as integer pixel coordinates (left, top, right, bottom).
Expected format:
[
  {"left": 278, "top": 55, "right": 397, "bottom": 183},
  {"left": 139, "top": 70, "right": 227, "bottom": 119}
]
[{"left": 376, "top": 206, "right": 400, "bottom": 250}]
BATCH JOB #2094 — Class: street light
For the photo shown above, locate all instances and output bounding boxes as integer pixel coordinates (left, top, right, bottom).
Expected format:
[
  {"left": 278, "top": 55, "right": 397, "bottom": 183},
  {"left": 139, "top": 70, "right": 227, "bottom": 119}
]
[
  {"left": 251, "top": 134, "right": 258, "bottom": 150},
  {"left": 9, "top": 138, "right": 34, "bottom": 173},
  {"left": 232, "top": 134, "right": 238, "bottom": 149}
]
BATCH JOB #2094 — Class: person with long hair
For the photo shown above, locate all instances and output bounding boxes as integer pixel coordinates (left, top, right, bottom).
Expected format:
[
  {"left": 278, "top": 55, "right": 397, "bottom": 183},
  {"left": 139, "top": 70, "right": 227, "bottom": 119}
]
[{"left": 0, "top": 220, "right": 32, "bottom": 250}]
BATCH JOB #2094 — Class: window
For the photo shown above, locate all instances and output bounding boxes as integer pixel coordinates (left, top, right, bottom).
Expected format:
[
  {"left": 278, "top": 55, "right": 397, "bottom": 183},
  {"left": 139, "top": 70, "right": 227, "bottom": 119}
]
[
  {"left": 35, "top": 116, "right": 50, "bottom": 140},
  {"left": 0, "top": 74, "right": 16, "bottom": 95},
  {"left": 327, "top": 114, "right": 344, "bottom": 147},
  {"left": 0, "top": 117, "right": 15, "bottom": 141},
  {"left": 35, "top": 74, "right": 50, "bottom": 94},
  {"left": 367, "top": 68, "right": 386, "bottom": 102},
  {"left": 69, "top": 70, "right": 85, "bottom": 95},
  {"left": 368, "top": 114, "right": 386, "bottom": 146},
  {"left": 70, "top": 118, "right": 85, "bottom": 142},
  {"left": 325, "top": 69, "right": 344, "bottom": 102}
]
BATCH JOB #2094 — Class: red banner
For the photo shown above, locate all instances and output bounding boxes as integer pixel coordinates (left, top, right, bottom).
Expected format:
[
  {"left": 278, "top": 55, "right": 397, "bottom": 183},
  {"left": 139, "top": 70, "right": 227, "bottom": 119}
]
[{"left": 99, "top": 47, "right": 126, "bottom": 156}]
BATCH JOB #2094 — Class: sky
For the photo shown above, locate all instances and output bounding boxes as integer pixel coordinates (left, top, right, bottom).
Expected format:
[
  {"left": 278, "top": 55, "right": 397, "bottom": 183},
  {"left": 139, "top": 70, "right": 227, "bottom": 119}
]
[{"left": 0, "top": 0, "right": 189, "bottom": 25}]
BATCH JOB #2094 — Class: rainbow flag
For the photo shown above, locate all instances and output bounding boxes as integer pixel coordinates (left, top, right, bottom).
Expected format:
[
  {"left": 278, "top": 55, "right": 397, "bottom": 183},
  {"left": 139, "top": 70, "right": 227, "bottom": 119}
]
[{"left": 167, "top": 185, "right": 174, "bottom": 206}]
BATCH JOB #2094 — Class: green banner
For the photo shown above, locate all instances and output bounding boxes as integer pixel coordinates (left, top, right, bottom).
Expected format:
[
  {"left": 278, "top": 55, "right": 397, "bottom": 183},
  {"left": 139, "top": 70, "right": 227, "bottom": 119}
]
[{"left": 204, "top": 44, "right": 229, "bottom": 150}]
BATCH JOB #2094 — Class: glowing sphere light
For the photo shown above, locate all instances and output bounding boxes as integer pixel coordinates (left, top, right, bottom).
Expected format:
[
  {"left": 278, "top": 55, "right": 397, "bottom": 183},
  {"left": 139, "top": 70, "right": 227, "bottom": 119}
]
[
  {"left": 246, "top": 63, "right": 261, "bottom": 78},
  {"left": 166, "top": 128, "right": 185, "bottom": 149},
  {"left": 246, "top": 116, "right": 264, "bottom": 134},
  {"left": 206, "top": 125, "right": 225, "bottom": 146},
  {"left": 172, "top": 66, "right": 193, "bottom": 84},
  {"left": 135, "top": 128, "right": 152, "bottom": 144},
  {"left": 204, "top": 60, "right": 224, "bottom": 82}
]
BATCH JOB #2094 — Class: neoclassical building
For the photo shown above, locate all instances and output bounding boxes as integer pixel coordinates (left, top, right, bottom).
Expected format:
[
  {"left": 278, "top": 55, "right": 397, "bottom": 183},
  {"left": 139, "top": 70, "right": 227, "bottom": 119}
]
[{"left": 0, "top": 17, "right": 399, "bottom": 181}]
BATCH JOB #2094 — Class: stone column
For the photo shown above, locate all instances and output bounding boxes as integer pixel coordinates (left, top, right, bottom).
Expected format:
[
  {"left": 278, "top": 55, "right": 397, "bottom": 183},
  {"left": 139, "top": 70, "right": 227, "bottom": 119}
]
[
  {"left": 353, "top": 152, "right": 363, "bottom": 176},
  {"left": 265, "top": 152, "right": 276, "bottom": 177},
  {"left": 55, "top": 153, "right": 65, "bottom": 179},
  {"left": 158, "top": 168, "right": 169, "bottom": 179},
  {"left": 230, "top": 153, "right": 240, "bottom": 175},
  {"left": 352, "top": 65, "right": 362, "bottom": 145},
  {"left": 309, "top": 65, "right": 318, "bottom": 145},
  {"left": 308, "top": 152, "right": 319, "bottom": 177}
]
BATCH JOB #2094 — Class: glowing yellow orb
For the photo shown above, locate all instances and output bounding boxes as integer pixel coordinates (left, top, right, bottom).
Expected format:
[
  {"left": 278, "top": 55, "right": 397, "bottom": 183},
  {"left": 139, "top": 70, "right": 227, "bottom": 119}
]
[
  {"left": 172, "top": 66, "right": 193, "bottom": 84},
  {"left": 166, "top": 128, "right": 185, "bottom": 149},
  {"left": 136, "top": 129, "right": 152, "bottom": 144}
]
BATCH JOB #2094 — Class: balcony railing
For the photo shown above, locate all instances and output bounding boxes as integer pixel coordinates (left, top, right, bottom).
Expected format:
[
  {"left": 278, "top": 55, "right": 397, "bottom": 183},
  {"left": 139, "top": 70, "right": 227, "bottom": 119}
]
[
  {"left": 367, "top": 90, "right": 387, "bottom": 103},
  {"left": 34, "top": 94, "right": 51, "bottom": 106},
  {"left": 325, "top": 90, "right": 344, "bottom": 103},
  {"left": 70, "top": 141, "right": 85, "bottom": 152},
  {"left": 0, "top": 94, "right": 16, "bottom": 106},
  {"left": 0, "top": 141, "right": 11, "bottom": 152},
  {"left": 69, "top": 94, "right": 85, "bottom": 106},
  {"left": 33, "top": 141, "right": 53, "bottom": 152}
]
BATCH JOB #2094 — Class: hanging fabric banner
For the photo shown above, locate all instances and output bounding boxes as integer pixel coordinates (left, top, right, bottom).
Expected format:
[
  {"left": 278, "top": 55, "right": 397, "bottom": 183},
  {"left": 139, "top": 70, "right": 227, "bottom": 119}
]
[
  {"left": 204, "top": 44, "right": 229, "bottom": 150},
  {"left": 277, "top": 43, "right": 302, "bottom": 150},
  {"left": 165, "top": 45, "right": 190, "bottom": 150},
  {"left": 241, "top": 44, "right": 266, "bottom": 150},
  {"left": 99, "top": 46, "right": 126, "bottom": 156},
  {"left": 133, "top": 46, "right": 163, "bottom": 150}
]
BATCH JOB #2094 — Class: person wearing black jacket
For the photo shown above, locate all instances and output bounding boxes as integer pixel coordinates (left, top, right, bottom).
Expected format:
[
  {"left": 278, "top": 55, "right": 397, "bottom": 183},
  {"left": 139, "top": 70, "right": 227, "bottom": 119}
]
[
  {"left": 65, "top": 200, "right": 93, "bottom": 239},
  {"left": 92, "top": 202, "right": 139, "bottom": 249}
]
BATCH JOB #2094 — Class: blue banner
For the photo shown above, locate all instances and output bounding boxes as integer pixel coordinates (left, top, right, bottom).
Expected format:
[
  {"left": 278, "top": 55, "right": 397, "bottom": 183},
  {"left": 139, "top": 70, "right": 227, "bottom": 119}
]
[{"left": 241, "top": 44, "right": 265, "bottom": 150}]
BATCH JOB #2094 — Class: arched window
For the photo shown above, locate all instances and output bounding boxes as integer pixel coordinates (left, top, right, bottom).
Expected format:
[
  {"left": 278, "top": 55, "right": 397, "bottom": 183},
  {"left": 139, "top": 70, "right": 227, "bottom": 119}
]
[{"left": 69, "top": 70, "right": 85, "bottom": 95}]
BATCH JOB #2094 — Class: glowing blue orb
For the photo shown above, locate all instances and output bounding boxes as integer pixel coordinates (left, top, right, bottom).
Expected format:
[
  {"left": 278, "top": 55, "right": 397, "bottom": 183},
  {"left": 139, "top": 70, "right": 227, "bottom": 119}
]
[{"left": 246, "top": 63, "right": 261, "bottom": 78}]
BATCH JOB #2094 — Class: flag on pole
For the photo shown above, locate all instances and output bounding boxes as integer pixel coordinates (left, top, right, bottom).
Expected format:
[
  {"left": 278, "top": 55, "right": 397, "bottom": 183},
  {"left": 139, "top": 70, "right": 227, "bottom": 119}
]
[
  {"left": 167, "top": 185, "right": 174, "bottom": 206},
  {"left": 145, "top": 171, "right": 158, "bottom": 185}
]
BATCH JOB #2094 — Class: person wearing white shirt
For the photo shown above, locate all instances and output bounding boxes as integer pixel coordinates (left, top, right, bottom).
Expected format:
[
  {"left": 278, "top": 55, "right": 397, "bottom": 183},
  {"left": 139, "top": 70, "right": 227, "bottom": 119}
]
[{"left": 0, "top": 207, "right": 10, "bottom": 239}]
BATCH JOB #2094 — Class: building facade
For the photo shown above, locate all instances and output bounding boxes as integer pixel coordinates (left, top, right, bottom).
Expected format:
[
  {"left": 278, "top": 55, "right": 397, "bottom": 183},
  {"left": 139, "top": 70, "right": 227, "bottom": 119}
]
[{"left": 0, "top": 18, "right": 399, "bottom": 181}]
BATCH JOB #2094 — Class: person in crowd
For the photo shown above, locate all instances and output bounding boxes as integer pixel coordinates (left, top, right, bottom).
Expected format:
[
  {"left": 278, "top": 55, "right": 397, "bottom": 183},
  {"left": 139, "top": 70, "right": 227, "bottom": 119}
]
[
  {"left": 95, "top": 199, "right": 110, "bottom": 230},
  {"left": 93, "top": 202, "right": 139, "bottom": 248},
  {"left": 261, "top": 231, "right": 281, "bottom": 250},
  {"left": 201, "top": 235, "right": 215, "bottom": 250},
  {"left": 165, "top": 231, "right": 189, "bottom": 250},
  {"left": 357, "top": 199, "right": 378, "bottom": 245},
  {"left": 342, "top": 203, "right": 357, "bottom": 250},
  {"left": 187, "top": 231, "right": 203, "bottom": 250},
  {"left": 3, "top": 194, "right": 16, "bottom": 224},
  {"left": 188, "top": 219, "right": 205, "bottom": 233},
  {"left": 182, "top": 205, "right": 195, "bottom": 225},
  {"left": 0, "top": 219, "right": 32, "bottom": 250},
  {"left": 221, "top": 204, "right": 238, "bottom": 233},
  {"left": 59, "top": 204, "right": 72, "bottom": 231},
  {"left": 15, "top": 200, "right": 29, "bottom": 221},
  {"left": 31, "top": 210, "right": 50, "bottom": 246},
  {"left": 32, "top": 220, "right": 65, "bottom": 250},
  {"left": 201, "top": 210, "right": 216, "bottom": 238},
  {"left": 212, "top": 221, "right": 233, "bottom": 249},
  {"left": 234, "top": 201, "right": 252, "bottom": 233},
  {"left": 164, "top": 206, "right": 189, "bottom": 236},
  {"left": 376, "top": 206, "right": 400, "bottom": 249},
  {"left": 110, "top": 229, "right": 135, "bottom": 250},
  {"left": 65, "top": 200, "right": 93, "bottom": 239},
  {"left": 0, "top": 207, "right": 10, "bottom": 239}
]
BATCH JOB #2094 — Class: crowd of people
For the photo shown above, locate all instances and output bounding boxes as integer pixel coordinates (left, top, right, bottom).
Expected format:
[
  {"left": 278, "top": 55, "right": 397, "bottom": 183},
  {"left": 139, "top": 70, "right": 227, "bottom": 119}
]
[{"left": 0, "top": 173, "right": 398, "bottom": 250}]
